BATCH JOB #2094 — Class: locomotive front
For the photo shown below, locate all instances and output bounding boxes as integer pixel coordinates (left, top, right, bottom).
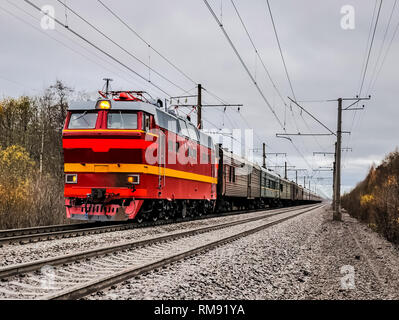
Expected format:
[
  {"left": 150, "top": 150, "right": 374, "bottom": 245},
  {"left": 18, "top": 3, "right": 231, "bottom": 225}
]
[{"left": 63, "top": 91, "right": 217, "bottom": 221}]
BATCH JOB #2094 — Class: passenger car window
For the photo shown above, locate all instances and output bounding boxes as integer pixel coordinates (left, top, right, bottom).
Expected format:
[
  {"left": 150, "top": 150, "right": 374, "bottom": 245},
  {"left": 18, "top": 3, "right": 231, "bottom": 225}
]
[
  {"left": 108, "top": 112, "right": 137, "bottom": 129},
  {"left": 68, "top": 112, "right": 98, "bottom": 129}
]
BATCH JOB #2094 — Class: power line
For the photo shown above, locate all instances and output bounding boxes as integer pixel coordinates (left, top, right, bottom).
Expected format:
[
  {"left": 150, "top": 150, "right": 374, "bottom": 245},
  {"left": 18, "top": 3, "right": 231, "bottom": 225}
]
[
  {"left": 3, "top": 1, "right": 147, "bottom": 91},
  {"left": 358, "top": 0, "right": 383, "bottom": 96},
  {"left": 344, "top": 0, "right": 383, "bottom": 171},
  {"left": 263, "top": 0, "right": 326, "bottom": 154},
  {"left": 96, "top": 0, "right": 197, "bottom": 86},
  {"left": 367, "top": 0, "right": 397, "bottom": 93},
  {"left": 98, "top": 0, "right": 249, "bottom": 131},
  {"left": 24, "top": 0, "right": 173, "bottom": 97},
  {"left": 229, "top": 0, "right": 299, "bottom": 138},
  {"left": 370, "top": 0, "right": 399, "bottom": 91},
  {"left": 202, "top": 0, "right": 285, "bottom": 130},
  {"left": 55, "top": 0, "right": 189, "bottom": 96},
  {"left": 203, "top": 0, "right": 317, "bottom": 173},
  {"left": 356, "top": 0, "right": 378, "bottom": 93},
  {"left": 230, "top": 0, "right": 286, "bottom": 110},
  {"left": 204, "top": 85, "right": 288, "bottom": 169},
  {"left": 265, "top": 0, "right": 296, "bottom": 101}
]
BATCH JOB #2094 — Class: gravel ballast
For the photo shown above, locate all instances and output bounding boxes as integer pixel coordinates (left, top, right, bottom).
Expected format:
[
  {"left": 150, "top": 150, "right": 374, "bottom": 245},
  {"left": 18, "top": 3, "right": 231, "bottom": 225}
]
[
  {"left": 0, "top": 207, "right": 301, "bottom": 267},
  {"left": 87, "top": 205, "right": 399, "bottom": 300}
]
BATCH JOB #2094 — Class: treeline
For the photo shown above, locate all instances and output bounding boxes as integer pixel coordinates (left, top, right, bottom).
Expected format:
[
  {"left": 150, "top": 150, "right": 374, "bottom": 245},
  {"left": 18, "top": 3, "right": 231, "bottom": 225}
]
[
  {"left": 342, "top": 150, "right": 399, "bottom": 244},
  {"left": 0, "top": 81, "right": 78, "bottom": 229}
]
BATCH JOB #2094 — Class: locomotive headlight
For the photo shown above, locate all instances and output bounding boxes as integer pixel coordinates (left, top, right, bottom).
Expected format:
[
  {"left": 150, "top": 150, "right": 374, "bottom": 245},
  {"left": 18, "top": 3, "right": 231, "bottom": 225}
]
[
  {"left": 127, "top": 175, "right": 140, "bottom": 185},
  {"left": 97, "top": 100, "right": 111, "bottom": 109},
  {"left": 65, "top": 174, "right": 77, "bottom": 184}
]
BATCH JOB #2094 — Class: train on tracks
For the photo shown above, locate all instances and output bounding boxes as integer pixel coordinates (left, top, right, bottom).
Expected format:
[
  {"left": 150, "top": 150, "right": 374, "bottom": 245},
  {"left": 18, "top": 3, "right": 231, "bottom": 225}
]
[{"left": 62, "top": 88, "right": 322, "bottom": 222}]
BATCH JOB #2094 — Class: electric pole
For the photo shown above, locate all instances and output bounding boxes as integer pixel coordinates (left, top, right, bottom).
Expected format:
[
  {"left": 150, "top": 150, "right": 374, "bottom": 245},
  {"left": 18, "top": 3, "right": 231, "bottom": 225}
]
[
  {"left": 262, "top": 143, "right": 266, "bottom": 169},
  {"left": 284, "top": 162, "right": 287, "bottom": 179},
  {"left": 171, "top": 84, "right": 242, "bottom": 129},
  {"left": 287, "top": 168, "right": 307, "bottom": 185},
  {"left": 197, "top": 84, "right": 202, "bottom": 129},
  {"left": 332, "top": 142, "right": 337, "bottom": 211},
  {"left": 329, "top": 95, "right": 370, "bottom": 221},
  {"left": 333, "top": 98, "right": 342, "bottom": 220},
  {"left": 103, "top": 78, "right": 113, "bottom": 97}
]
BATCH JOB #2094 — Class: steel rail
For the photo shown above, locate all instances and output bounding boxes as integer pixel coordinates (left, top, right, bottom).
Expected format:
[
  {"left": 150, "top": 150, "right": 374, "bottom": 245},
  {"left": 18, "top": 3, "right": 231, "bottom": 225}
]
[
  {"left": 0, "top": 223, "right": 91, "bottom": 238},
  {"left": 44, "top": 204, "right": 324, "bottom": 300},
  {"left": 0, "top": 205, "right": 318, "bottom": 280},
  {"left": 0, "top": 204, "right": 315, "bottom": 245}
]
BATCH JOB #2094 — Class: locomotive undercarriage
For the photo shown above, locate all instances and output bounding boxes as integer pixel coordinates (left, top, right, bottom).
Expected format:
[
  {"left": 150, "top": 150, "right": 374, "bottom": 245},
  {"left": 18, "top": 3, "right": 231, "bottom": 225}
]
[
  {"left": 67, "top": 195, "right": 217, "bottom": 222},
  {"left": 216, "top": 196, "right": 282, "bottom": 212},
  {"left": 135, "top": 199, "right": 216, "bottom": 223},
  {"left": 67, "top": 195, "right": 317, "bottom": 222}
]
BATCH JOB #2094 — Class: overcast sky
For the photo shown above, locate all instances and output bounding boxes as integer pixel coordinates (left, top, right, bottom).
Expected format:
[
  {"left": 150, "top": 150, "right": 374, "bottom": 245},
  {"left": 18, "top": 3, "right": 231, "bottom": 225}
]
[{"left": 0, "top": 0, "right": 398, "bottom": 198}]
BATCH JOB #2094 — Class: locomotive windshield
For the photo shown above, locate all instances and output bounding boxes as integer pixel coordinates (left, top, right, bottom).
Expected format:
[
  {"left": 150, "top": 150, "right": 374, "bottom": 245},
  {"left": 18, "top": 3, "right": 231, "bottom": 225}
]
[
  {"left": 107, "top": 111, "right": 138, "bottom": 129},
  {"left": 68, "top": 112, "right": 98, "bottom": 129}
]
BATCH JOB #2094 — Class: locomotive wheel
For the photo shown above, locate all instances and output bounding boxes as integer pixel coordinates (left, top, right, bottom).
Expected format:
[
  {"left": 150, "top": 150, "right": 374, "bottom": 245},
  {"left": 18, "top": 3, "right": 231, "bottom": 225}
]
[
  {"left": 163, "top": 201, "right": 172, "bottom": 220},
  {"left": 197, "top": 201, "right": 206, "bottom": 217},
  {"left": 197, "top": 205, "right": 203, "bottom": 217},
  {"left": 169, "top": 202, "right": 177, "bottom": 220},
  {"left": 181, "top": 201, "right": 187, "bottom": 219},
  {"left": 151, "top": 212, "right": 159, "bottom": 222},
  {"left": 136, "top": 213, "right": 144, "bottom": 224}
]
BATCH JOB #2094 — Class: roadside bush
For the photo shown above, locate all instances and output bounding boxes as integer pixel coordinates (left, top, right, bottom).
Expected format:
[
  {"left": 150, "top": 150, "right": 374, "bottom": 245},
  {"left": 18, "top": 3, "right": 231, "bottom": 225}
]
[
  {"left": 0, "top": 145, "right": 66, "bottom": 229},
  {"left": 0, "top": 81, "right": 73, "bottom": 229},
  {"left": 342, "top": 150, "right": 399, "bottom": 244}
]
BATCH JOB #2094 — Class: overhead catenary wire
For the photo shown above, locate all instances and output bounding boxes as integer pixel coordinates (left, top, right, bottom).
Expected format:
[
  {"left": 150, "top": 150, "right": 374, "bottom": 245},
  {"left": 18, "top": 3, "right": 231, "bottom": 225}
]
[
  {"left": 96, "top": 0, "right": 253, "bottom": 131},
  {"left": 262, "top": 0, "right": 326, "bottom": 154},
  {"left": 55, "top": 0, "right": 191, "bottom": 96},
  {"left": 265, "top": 0, "right": 296, "bottom": 101},
  {"left": 1, "top": 1, "right": 144, "bottom": 92},
  {"left": 344, "top": 0, "right": 383, "bottom": 169},
  {"left": 358, "top": 0, "right": 383, "bottom": 96},
  {"left": 204, "top": 0, "right": 316, "bottom": 173},
  {"left": 367, "top": 0, "right": 397, "bottom": 93},
  {"left": 23, "top": 0, "right": 173, "bottom": 97},
  {"left": 203, "top": 86, "right": 287, "bottom": 169},
  {"left": 96, "top": 0, "right": 198, "bottom": 86},
  {"left": 203, "top": 0, "right": 285, "bottom": 130},
  {"left": 204, "top": 0, "right": 315, "bottom": 173},
  {"left": 230, "top": 0, "right": 286, "bottom": 110},
  {"left": 370, "top": 0, "right": 399, "bottom": 92}
]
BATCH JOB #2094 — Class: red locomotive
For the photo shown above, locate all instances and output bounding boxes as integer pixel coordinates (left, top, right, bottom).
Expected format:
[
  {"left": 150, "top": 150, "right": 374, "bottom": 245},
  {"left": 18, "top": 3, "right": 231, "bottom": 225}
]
[
  {"left": 63, "top": 90, "right": 217, "bottom": 222},
  {"left": 62, "top": 87, "right": 322, "bottom": 222}
]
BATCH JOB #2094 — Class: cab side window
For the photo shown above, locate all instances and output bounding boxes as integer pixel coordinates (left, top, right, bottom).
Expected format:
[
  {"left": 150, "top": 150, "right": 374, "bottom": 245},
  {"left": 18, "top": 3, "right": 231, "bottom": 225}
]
[{"left": 143, "top": 113, "right": 150, "bottom": 131}]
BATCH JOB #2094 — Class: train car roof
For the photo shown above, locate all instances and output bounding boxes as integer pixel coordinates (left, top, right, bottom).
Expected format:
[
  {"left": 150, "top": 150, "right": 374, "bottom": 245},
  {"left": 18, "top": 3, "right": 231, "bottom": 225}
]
[
  {"left": 259, "top": 166, "right": 280, "bottom": 181},
  {"left": 221, "top": 149, "right": 316, "bottom": 193},
  {"left": 222, "top": 149, "right": 255, "bottom": 167},
  {"left": 222, "top": 149, "right": 284, "bottom": 181}
]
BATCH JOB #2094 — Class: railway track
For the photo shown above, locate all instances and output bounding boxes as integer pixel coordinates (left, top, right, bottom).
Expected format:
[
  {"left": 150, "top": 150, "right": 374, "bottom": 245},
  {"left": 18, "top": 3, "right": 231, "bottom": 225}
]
[
  {"left": 0, "top": 204, "right": 323, "bottom": 300},
  {"left": 0, "top": 204, "right": 315, "bottom": 246}
]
